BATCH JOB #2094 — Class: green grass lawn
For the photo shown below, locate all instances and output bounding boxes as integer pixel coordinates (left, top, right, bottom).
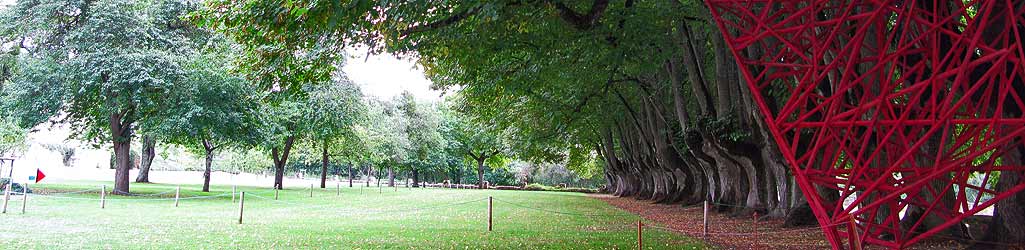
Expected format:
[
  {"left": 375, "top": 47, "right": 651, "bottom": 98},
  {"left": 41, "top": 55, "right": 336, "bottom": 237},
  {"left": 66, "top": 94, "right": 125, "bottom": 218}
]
[{"left": 0, "top": 181, "right": 703, "bottom": 249}]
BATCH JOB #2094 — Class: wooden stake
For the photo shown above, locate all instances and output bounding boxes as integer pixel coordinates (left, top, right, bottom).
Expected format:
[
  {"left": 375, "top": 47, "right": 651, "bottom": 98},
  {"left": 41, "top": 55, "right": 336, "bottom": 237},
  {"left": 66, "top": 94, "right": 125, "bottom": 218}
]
[
  {"left": 637, "top": 220, "right": 643, "bottom": 250},
  {"left": 21, "top": 183, "right": 28, "bottom": 214},
  {"left": 238, "top": 191, "right": 245, "bottom": 224},
  {"left": 850, "top": 216, "right": 863, "bottom": 250},
  {"left": 488, "top": 196, "right": 493, "bottom": 232},
  {"left": 2, "top": 184, "right": 9, "bottom": 214},
  {"left": 100, "top": 185, "right": 106, "bottom": 209},
  {"left": 174, "top": 186, "right": 180, "bottom": 207},
  {"left": 336, "top": 182, "right": 340, "bottom": 196},
  {"left": 310, "top": 183, "right": 314, "bottom": 197},
  {"left": 274, "top": 188, "right": 279, "bottom": 200},
  {"left": 703, "top": 200, "right": 709, "bottom": 238}
]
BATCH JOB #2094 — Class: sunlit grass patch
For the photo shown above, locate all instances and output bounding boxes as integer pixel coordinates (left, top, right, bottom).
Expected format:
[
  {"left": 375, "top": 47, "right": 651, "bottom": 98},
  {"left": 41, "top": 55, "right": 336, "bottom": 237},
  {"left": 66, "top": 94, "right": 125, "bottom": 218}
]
[{"left": 1, "top": 182, "right": 703, "bottom": 249}]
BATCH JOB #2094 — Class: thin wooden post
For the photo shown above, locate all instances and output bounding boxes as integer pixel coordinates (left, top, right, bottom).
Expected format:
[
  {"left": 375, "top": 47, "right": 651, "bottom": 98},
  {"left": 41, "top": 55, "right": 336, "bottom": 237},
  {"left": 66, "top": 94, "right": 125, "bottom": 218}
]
[
  {"left": 274, "top": 188, "right": 279, "bottom": 200},
  {"left": 232, "top": 185, "right": 237, "bottom": 203},
  {"left": 174, "top": 186, "right": 180, "bottom": 207},
  {"left": 703, "top": 200, "right": 709, "bottom": 238},
  {"left": 637, "top": 220, "right": 643, "bottom": 250},
  {"left": 336, "top": 182, "right": 340, "bottom": 196},
  {"left": 22, "top": 183, "right": 28, "bottom": 214},
  {"left": 488, "top": 196, "right": 493, "bottom": 231},
  {"left": 100, "top": 185, "right": 106, "bottom": 209},
  {"left": 238, "top": 191, "right": 245, "bottom": 224},
  {"left": 2, "top": 184, "right": 10, "bottom": 214},
  {"left": 310, "top": 183, "right": 314, "bottom": 197},
  {"left": 849, "top": 216, "right": 863, "bottom": 250}
]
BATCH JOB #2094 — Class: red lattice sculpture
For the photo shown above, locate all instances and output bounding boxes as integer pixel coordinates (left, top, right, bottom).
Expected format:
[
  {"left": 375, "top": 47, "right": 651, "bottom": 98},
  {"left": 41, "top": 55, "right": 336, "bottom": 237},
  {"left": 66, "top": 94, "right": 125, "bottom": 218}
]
[{"left": 706, "top": 1, "right": 1025, "bottom": 249}]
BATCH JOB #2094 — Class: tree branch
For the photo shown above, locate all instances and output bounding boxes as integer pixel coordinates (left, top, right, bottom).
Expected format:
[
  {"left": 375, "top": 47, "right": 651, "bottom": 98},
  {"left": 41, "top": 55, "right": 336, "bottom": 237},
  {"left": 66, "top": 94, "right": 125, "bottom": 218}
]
[
  {"left": 546, "top": 0, "right": 610, "bottom": 30},
  {"left": 399, "top": 5, "right": 485, "bottom": 37}
]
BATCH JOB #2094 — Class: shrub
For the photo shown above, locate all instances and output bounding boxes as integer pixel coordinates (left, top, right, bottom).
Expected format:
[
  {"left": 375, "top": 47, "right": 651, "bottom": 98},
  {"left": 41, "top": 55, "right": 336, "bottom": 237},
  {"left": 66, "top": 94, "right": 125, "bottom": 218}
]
[{"left": 521, "top": 183, "right": 597, "bottom": 193}]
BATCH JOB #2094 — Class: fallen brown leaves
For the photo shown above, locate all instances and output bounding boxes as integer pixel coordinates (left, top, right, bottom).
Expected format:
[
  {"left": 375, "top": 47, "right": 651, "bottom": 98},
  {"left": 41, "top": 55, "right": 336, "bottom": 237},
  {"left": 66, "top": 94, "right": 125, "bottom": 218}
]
[{"left": 591, "top": 194, "right": 966, "bottom": 250}]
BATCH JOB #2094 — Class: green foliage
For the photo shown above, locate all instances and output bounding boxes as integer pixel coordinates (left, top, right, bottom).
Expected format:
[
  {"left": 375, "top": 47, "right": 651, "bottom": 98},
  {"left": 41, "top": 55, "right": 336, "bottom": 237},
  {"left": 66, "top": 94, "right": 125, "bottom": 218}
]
[
  {"left": 149, "top": 35, "right": 261, "bottom": 155},
  {"left": 695, "top": 114, "right": 751, "bottom": 143},
  {"left": 565, "top": 143, "right": 603, "bottom": 179},
  {"left": 215, "top": 148, "right": 274, "bottom": 173},
  {"left": 464, "top": 166, "right": 518, "bottom": 186},
  {"left": 447, "top": 96, "right": 506, "bottom": 164},
  {"left": 3, "top": 0, "right": 187, "bottom": 144},
  {"left": 354, "top": 97, "right": 408, "bottom": 167},
  {"left": 0, "top": 119, "right": 27, "bottom": 155},
  {"left": 523, "top": 183, "right": 599, "bottom": 193},
  {"left": 195, "top": 0, "right": 639, "bottom": 180},
  {"left": 196, "top": 0, "right": 344, "bottom": 96},
  {"left": 397, "top": 91, "right": 444, "bottom": 164},
  {"left": 512, "top": 161, "right": 603, "bottom": 189},
  {"left": 258, "top": 97, "right": 307, "bottom": 148},
  {"left": 1, "top": 58, "right": 66, "bottom": 129},
  {"left": 305, "top": 74, "right": 367, "bottom": 151}
]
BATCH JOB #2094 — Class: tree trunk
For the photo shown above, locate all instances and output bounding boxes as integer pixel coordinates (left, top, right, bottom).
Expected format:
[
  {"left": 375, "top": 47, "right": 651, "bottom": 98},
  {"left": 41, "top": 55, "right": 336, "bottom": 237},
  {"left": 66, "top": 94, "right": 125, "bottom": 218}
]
[
  {"left": 411, "top": 168, "right": 420, "bottom": 187},
  {"left": 202, "top": 145, "right": 214, "bottom": 192},
  {"left": 110, "top": 111, "right": 133, "bottom": 195},
  {"left": 348, "top": 164, "right": 353, "bottom": 187},
  {"left": 974, "top": 146, "right": 1025, "bottom": 249},
  {"left": 476, "top": 158, "right": 486, "bottom": 189},
  {"left": 271, "top": 136, "right": 295, "bottom": 190},
  {"left": 135, "top": 135, "right": 155, "bottom": 183},
  {"left": 272, "top": 153, "right": 285, "bottom": 190},
  {"left": 320, "top": 140, "right": 328, "bottom": 188},
  {"left": 387, "top": 166, "right": 395, "bottom": 187}
]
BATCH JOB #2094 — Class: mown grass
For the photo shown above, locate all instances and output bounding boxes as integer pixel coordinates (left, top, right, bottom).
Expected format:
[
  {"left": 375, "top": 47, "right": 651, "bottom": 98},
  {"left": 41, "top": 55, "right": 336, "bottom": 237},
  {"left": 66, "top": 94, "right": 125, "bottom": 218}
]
[{"left": 0, "top": 181, "right": 703, "bottom": 249}]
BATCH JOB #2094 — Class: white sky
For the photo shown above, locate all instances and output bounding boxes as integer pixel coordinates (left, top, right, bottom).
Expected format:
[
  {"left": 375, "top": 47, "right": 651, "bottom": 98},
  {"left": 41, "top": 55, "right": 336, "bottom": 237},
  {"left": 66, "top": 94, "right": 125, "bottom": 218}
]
[{"left": 341, "top": 48, "right": 444, "bottom": 101}]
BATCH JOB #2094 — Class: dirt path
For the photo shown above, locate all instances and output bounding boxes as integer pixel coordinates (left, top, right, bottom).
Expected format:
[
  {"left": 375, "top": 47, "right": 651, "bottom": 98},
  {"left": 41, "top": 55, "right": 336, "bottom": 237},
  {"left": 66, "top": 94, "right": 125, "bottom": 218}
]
[{"left": 591, "top": 194, "right": 964, "bottom": 250}]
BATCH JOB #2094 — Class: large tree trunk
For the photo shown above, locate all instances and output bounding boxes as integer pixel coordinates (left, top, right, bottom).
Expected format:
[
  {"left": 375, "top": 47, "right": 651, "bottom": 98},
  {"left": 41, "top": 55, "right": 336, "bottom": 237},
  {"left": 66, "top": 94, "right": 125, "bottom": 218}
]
[
  {"left": 320, "top": 140, "right": 328, "bottom": 188},
  {"left": 135, "top": 135, "right": 155, "bottom": 183},
  {"left": 271, "top": 136, "right": 295, "bottom": 190},
  {"left": 667, "top": 58, "right": 719, "bottom": 204},
  {"left": 110, "top": 111, "right": 133, "bottom": 195},
  {"left": 476, "top": 158, "right": 486, "bottom": 189},
  {"left": 973, "top": 146, "right": 1025, "bottom": 249},
  {"left": 202, "top": 143, "right": 214, "bottom": 192},
  {"left": 899, "top": 134, "right": 971, "bottom": 240}
]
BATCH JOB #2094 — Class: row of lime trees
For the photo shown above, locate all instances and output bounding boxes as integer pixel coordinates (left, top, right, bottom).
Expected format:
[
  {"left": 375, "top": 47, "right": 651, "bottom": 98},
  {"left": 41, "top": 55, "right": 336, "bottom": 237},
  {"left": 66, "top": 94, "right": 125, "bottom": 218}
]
[{"left": 0, "top": 0, "right": 603, "bottom": 194}]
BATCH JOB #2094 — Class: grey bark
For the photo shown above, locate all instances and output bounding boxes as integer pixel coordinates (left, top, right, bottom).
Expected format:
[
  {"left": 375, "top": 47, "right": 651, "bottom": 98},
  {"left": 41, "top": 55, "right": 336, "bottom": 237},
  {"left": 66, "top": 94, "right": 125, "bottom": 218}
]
[{"left": 135, "top": 135, "right": 155, "bottom": 183}]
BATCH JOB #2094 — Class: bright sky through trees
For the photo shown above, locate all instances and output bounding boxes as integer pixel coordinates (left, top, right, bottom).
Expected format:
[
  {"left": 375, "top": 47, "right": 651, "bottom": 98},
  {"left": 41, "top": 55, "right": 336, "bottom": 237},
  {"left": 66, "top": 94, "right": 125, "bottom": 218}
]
[{"left": 342, "top": 48, "right": 442, "bottom": 101}]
